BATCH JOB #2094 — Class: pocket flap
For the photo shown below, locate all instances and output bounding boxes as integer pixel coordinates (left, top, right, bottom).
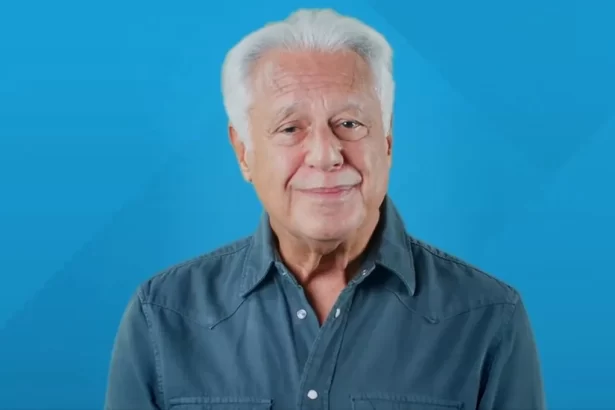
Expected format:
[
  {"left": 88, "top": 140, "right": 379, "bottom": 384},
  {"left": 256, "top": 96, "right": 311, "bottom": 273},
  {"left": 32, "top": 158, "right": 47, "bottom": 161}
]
[
  {"left": 169, "top": 396, "right": 272, "bottom": 410},
  {"left": 351, "top": 393, "right": 463, "bottom": 410}
]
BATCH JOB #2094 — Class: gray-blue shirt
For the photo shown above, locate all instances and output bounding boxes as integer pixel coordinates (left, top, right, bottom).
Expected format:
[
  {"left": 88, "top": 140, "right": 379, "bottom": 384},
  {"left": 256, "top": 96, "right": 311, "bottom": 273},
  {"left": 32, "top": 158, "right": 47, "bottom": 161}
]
[{"left": 105, "top": 196, "right": 546, "bottom": 410}]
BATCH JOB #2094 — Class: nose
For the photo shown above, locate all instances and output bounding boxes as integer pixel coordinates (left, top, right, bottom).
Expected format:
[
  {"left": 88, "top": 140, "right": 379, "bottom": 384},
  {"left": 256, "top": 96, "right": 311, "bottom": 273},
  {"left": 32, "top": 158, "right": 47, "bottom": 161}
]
[{"left": 303, "top": 125, "right": 343, "bottom": 171}]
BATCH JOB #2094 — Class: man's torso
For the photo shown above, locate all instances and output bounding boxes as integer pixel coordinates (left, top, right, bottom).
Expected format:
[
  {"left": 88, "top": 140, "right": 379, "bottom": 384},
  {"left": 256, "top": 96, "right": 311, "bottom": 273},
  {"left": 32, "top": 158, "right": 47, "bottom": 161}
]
[{"left": 135, "top": 201, "right": 518, "bottom": 410}]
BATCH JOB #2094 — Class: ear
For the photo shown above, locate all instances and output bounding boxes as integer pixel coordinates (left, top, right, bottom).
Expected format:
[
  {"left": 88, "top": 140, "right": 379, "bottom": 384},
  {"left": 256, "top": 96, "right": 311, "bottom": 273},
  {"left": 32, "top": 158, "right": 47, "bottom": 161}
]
[
  {"left": 228, "top": 124, "right": 252, "bottom": 183},
  {"left": 386, "top": 114, "right": 393, "bottom": 159}
]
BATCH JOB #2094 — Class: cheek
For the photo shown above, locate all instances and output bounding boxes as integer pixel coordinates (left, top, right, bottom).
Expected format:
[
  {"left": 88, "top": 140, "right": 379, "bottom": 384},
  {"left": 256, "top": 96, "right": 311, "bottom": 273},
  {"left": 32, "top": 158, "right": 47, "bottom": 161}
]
[
  {"left": 343, "top": 143, "right": 374, "bottom": 175},
  {"left": 256, "top": 147, "right": 303, "bottom": 188},
  {"left": 344, "top": 140, "right": 389, "bottom": 183},
  {"left": 369, "top": 137, "right": 391, "bottom": 168}
]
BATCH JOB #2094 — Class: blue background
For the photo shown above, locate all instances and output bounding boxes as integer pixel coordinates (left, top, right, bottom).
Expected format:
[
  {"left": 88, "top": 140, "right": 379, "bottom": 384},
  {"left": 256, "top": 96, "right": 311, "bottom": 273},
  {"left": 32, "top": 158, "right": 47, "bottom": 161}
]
[{"left": 1, "top": 1, "right": 614, "bottom": 408}]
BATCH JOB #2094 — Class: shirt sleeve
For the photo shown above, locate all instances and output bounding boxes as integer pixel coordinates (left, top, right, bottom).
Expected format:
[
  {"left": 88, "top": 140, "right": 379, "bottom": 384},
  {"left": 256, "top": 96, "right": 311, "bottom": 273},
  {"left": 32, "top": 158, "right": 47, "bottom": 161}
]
[
  {"left": 104, "top": 289, "right": 163, "bottom": 410},
  {"left": 478, "top": 296, "right": 547, "bottom": 410}
]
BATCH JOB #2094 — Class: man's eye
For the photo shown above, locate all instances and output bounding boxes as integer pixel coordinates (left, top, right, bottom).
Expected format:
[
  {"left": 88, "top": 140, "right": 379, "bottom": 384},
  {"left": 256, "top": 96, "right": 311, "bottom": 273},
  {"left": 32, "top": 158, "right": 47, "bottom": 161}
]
[
  {"left": 340, "top": 121, "right": 360, "bottom": 129},
  {"left": 281, "top": 126, "right": 299, "bottom": 134}
]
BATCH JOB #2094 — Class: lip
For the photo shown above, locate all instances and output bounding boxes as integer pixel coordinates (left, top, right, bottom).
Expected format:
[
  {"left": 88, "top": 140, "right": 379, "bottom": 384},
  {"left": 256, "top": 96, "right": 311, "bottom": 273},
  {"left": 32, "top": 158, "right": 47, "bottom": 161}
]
[{"left": 298, "top": 184, "right": 357, "bottom": 198}]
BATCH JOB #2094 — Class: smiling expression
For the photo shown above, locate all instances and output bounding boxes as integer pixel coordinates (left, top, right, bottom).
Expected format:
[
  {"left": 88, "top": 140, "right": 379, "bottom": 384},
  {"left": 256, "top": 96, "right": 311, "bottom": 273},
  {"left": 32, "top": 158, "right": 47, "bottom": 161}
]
[{"left": 231, "top": 49, "right": 393, "bottom": 242}]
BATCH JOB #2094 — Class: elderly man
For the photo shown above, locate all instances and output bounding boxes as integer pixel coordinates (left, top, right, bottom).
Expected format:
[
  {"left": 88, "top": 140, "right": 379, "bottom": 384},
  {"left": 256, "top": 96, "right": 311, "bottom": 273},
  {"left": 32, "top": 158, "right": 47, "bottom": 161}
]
[{"left": 105, "top": 8, "right": 546, "bottom": 410}]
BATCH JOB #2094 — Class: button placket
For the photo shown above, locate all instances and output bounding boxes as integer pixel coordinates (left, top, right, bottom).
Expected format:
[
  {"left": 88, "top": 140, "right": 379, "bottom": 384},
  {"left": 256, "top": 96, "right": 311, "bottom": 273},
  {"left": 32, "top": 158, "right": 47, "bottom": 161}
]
[{"left": 296, "top": 286, "right": 359, "bottom": 410}]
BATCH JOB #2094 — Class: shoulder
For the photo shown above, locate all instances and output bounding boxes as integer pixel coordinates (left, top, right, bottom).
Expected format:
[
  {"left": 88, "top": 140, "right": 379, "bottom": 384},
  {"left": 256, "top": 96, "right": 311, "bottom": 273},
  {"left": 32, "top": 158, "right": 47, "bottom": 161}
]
[
  {"left": 407, "top": 234, "right": 520, "bottom": 320},
  {"left": 135, "top": 235, "right": 254, "bottom": 326}
]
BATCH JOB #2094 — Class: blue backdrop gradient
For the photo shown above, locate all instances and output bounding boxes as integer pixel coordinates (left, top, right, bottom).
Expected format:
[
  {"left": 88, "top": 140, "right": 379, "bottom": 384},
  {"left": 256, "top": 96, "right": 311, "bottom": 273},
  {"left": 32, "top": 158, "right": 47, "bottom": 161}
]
[{"left": 1, "top": 1, "right": 614, "bottom": 408}]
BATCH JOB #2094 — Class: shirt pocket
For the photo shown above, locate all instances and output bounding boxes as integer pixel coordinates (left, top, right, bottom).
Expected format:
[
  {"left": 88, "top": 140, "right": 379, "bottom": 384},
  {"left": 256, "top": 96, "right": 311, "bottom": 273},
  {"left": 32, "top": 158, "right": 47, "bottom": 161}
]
[
  {"left": 351, "top": 393, "right": 463, "bottom": 410},
  {"left": 168, "top": 396, "right": 272, "bottom": 410}
]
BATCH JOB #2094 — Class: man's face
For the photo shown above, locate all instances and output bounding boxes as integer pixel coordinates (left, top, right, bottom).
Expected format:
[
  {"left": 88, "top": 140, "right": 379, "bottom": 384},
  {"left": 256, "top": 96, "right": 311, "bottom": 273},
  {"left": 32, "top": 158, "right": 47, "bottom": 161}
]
[{"left": 230, "top": 49, "right": 392, "bottom": 242}]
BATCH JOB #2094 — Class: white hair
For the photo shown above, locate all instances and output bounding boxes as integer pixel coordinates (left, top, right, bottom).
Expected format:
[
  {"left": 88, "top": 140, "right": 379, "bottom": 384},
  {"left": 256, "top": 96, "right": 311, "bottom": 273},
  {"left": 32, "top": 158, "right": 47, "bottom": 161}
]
[{"left": 221, "top": 8, "right": 395, "bottom": 146}]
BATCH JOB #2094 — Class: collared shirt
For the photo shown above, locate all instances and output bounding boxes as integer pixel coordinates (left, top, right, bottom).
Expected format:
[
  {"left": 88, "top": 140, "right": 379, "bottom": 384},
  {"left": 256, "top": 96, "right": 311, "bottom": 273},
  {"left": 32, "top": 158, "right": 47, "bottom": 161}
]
[{"left": 105, "top": 197, "right": 546, "bottom": 410}]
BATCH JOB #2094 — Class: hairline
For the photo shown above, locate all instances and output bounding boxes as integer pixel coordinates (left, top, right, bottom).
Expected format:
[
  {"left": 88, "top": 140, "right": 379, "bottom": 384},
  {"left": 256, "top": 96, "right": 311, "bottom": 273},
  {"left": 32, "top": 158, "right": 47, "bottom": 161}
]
[{"left": 221, "top": 9, "right": 395, "bottom": 147}]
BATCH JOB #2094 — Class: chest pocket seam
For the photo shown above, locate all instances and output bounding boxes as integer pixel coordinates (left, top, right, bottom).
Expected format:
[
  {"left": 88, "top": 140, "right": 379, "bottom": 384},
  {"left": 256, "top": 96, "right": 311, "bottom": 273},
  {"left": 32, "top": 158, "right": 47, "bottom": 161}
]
[
  {"left": 351, "top": 393, "right": 463, "bottom": 410},
  {"left": 168, "top": 396, "right": 272, "bottom": 410}
]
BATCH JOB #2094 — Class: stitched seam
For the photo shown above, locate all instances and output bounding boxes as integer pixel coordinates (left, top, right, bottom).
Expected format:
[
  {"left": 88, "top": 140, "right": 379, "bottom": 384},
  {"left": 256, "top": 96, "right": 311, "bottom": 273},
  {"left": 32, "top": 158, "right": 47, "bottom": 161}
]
[
  {"left": 409, "top": 236, "right": 514, "bottom": 294},
  {"left": 324, "top": 288, "right": 357, "bottom": 397},
  {"left": 402, "top": 234, "right": 417, "bottom": 293},
  {"left": 149, "top": 239, "right": 251, "bottom": 285},
  {"left": 483, "top": 294, "right": 520, "bottom": 378},
  {"left": 383, "top": 285, "right": 516, "bottom": 322},
  {"left": 410, "top": 237, "right": 487, "bottom": 273},
  {"left": 382, "top": 285, "right": 431, "bottom": 320},
  {"left": 438, "top": 301, "right": 516, "bottom": 322},
  {"left": 138, "top": 290, "right": 166, "bottom": 407},
  {"left": 238, "top": 236, "right": 255, "bottom": 294},
  {"left": 209, "top": 297, "right": 249, "bottom": 330},
  {"left": 143, "top": 301, "right": 227, "bottom": 330}
]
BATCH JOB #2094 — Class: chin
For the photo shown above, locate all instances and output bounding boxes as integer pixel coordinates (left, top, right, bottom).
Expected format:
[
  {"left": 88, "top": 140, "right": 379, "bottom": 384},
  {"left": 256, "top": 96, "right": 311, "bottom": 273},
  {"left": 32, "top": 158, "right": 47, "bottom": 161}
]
[{"left": 294, "top": 205, "right": 365, "bottom": 242}]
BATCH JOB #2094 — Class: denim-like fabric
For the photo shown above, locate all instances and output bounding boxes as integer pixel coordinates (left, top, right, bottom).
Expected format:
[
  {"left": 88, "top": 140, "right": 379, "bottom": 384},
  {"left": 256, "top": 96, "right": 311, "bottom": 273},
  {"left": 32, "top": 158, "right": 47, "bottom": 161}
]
[{"left": 105, "top": 197, "right": 546, "bottom": 410}]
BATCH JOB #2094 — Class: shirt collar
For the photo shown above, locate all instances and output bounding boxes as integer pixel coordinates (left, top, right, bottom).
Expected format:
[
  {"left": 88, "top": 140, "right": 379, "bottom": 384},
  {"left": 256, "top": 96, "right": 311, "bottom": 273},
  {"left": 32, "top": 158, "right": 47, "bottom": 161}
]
[{"left": 238, "top": 195, "right": 416, "bottom": 297}]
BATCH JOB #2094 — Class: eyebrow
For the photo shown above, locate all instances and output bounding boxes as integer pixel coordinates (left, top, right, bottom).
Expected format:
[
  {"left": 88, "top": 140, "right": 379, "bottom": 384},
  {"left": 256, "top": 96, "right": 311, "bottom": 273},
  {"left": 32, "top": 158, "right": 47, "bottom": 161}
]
[
  {"left": 272, "top": 102, "right": 301, "bottom": 124},
  {"left": 339, "top": 99, "right": 367, "bottom": 115},
  {"left": 271, "top": 98, "right": 367, "bottom": 123}
]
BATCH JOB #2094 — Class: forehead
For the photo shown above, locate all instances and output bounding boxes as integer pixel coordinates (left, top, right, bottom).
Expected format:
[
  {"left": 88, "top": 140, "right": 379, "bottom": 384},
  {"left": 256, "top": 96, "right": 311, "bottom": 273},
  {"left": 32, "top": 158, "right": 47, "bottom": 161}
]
[{"left": 251, "top": 49, "right": 377, "bottom": 105}]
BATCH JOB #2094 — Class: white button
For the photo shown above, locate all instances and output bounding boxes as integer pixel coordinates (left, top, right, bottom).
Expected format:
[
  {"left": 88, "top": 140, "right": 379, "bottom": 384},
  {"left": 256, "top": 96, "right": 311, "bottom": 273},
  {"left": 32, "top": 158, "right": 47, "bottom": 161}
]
[
  {"left": 334, "top": 308, "right": 341, "bottom": 318},
  {"left": 296, "top": 309, "right": 307, "bottom": 319},
  {"left": 307, "top": 390, "right": 318, "bottom": 399},
  {"left": 361, "top": 269, "right": 368, "bottom": 276}
]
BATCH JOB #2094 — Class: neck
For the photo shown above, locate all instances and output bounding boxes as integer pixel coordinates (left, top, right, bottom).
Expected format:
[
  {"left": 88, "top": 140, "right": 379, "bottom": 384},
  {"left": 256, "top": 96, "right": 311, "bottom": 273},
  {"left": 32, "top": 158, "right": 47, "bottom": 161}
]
[{"left": 271, "top": 209, "right": 381, "bottom": 286}]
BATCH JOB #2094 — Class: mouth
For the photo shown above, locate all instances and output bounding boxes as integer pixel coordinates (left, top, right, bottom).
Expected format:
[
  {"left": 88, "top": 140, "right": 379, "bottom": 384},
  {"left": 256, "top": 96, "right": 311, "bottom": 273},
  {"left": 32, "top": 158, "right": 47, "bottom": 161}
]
[{"left": 297, "top": 184, "right": 358, "bottom": 199}]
